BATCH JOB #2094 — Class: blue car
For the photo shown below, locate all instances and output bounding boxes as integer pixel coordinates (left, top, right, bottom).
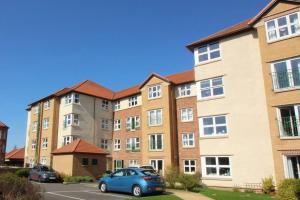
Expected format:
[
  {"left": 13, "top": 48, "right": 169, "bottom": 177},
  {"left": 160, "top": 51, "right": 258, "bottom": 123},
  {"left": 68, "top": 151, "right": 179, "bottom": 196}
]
[{"left": 98, "top": 168, "right": 165, "bottom": 197}]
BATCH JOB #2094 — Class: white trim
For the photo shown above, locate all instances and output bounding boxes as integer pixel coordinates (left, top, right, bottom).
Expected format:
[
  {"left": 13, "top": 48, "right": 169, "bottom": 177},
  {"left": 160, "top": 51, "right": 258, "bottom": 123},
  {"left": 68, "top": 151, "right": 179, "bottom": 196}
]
[
  {"left": 149, "top": 159, "right": 164, "bottom": 175},
  {"left": 183, "top": 160, "right": 196, "bottom": 174},
  {"left": 114, "top": 139, "right": 121, "bottom": 151},
  {"left": 148, "top": 134, "right": 164, "bottom": 151},
  {"left": 199, "top": 115, "right": 228, "bottom": 137},
  {"left": 182, "top": 133, "right": 195, "bottom": 148},
  {"left": 197, "top": 77, "right": 225, "bottom": 100},
  {"left": 201, "top": 156, "right": 232, "bottom": 179},
  {"left": 181, "top": 108, "right": 193, "bottom": 122},
  {"left": 148, "top": 109, "right": 163, "bottom": 126},
  {"left": 194, "top": 42, "right": 221, "bottom": 65},
  {"left": 148, "top": 84, "right": 162, "bottom": 99}
]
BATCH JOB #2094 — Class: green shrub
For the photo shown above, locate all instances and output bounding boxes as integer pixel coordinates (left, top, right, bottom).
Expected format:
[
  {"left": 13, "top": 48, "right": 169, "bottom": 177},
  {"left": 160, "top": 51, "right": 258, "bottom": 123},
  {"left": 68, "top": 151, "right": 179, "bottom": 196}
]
[
  {"left": 262, "top": 176, "right": 275, "bottom": 194},
  {"left": 63, "top": 176, "right": 93, "bottom": 183},
  {"left": 164, "top": 166, "right": 179, "bottom": 189},
  {"left": 277, "top": 179, "right": 300, "bottom": 200},
  {"left": 232, "top": 187, "right": 240, "bottom": 192},
  {"left": 15, "top": 168, "right": 31, "bottom": 178},
  {"left": 0, "top": 173, "right": 41, "bottom": 200},
  {"left": 177, "top": 173, "right": 200, "bottom": 191}
]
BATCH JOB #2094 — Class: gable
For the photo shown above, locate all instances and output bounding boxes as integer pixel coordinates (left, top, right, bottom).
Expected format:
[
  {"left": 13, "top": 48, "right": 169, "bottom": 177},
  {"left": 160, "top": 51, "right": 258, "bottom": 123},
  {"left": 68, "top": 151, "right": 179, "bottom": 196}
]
[{"left": 264, "top": 1, "right": 300, "bottom": 18}]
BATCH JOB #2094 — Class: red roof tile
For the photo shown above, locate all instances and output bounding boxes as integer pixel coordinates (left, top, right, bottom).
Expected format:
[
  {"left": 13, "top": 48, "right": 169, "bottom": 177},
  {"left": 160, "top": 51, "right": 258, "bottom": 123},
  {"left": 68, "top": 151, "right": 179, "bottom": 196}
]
[
  {"left": 113, "top": 85, "right": 141, "bottom": 100},
  {"left": 166, "top": 70, "right": 195, "bottom": 84},
  {"left": 52, "top": 139, "right": 108, "bottom": 155},
  {"left": 5, "top": 148, "right": 24, "bottom": 160}
]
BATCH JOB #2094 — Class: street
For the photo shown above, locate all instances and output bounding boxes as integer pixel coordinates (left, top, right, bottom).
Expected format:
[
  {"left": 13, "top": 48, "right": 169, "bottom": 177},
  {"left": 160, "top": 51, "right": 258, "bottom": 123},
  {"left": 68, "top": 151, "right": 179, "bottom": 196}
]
[{"left": 33, "top": 182, "right": 131, "bottom": 200}]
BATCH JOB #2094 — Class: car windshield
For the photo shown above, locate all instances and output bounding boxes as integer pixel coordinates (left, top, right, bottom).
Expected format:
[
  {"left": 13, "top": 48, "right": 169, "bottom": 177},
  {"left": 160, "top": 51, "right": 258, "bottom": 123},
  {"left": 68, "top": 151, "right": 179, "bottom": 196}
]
[
  {"left": 40, "top": 166, "right": 50, "bottom": 171},
  {"left": 141, "top": 170, "right": 158, "bottom": 176}
]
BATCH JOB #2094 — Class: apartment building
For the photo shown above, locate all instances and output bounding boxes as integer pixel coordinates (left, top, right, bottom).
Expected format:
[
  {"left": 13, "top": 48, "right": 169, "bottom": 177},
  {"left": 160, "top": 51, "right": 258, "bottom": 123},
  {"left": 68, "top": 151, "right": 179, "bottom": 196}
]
[
  {"left": 186, "top": 0, "right": 300, "bottom": 187},
  {"left": 0, "top": 121, "right": 9, "bottom": 164}
]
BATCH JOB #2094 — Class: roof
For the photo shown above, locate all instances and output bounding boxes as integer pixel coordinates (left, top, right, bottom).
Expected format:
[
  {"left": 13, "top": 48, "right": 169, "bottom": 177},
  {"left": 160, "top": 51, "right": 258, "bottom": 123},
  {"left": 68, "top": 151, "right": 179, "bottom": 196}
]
[
  {"left": 186, "top": 0, "right": 300, "bottom": 51},
  {"left": 5, "top": 148, "right": 24, "bottom": 160},
  {"left": 166, "top": 70, "right": 195, "bottom": 85},
  {"left": 113, "top": 85, "right": 141, "bottom": 100},
  {"left": 52, "top": 139, "right": 108, "bottom": 155},
  {"left": 0, "top": 121, "right": 9, "bottom": 129},
  {"left": 139, "top": 73, "right": 171, "bottom": 89}
]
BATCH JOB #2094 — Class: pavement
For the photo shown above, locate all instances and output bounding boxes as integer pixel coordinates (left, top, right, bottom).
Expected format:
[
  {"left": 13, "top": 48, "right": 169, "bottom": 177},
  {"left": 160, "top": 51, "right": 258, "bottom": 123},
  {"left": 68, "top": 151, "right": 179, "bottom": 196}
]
[
  {"left": 167, "top": 189, "right": 212, "bottom": 200},
  {"left": 33, "top": 182, "right": 131, "bottom": 200}
]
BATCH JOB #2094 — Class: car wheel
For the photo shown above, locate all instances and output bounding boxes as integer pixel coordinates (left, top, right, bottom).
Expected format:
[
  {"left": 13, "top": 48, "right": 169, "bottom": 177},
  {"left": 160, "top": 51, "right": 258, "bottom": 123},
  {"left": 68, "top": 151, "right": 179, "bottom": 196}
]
[
  {"left": 132, "top": 185, "right": 142, "bottom": 197},
  {"left": 99, "top": 182, "right": 107, "bottom": 193}
]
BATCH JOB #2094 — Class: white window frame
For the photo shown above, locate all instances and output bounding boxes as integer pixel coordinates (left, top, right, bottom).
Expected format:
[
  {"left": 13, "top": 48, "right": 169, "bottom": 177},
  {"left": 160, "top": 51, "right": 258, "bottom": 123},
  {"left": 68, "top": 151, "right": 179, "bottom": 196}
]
[
  {"left": 184, "top": 160, "right": 196, "bottom": 174},
  {"left": 149, "top": 134, "right": 163, "bottom": 151},
  {"left": 128, "top": 96, "right": 138, "bottom": 107},
  {"left": 126, "top": 116, "right": 140, "bottom": 131},
  {"left": 31, "top": 139, "right": 36, "bottom": 150},
  {"left": 148, "top": 85, "right": 162, "bottom": 99},
  {"left": 42, "top": 138, "right": 48, "bottom": 149},
  {"left": 63, "top": 135, "right": 77, "bottom": 145},
  {"left": 65, "top": 93, "right": 80, "bottom": 105},
  {"left": 148, "top": 109, "right": 162, "bottom": 126},
  {"left": 44, "top": 101, "right": 50, "bottom": 110},
  {"left": 114, "top": 139, "right": 121, "bottom": 151},
  {"left": 197, "top": 77, "right": 224, "bottom": 100},
  {"left": 201, "top": 156, "right": 232, "bottom": 178},
  {"left": 43, "top": 118, "right": 49, "bottom": 129},
  {"left": 283, "top": 155, "right": 300, "bottom": 179},
  {"left": 178, "top": 84, "right": 192, "bottom": 97},
  {"left": 129, "top": 160, "right": 138, "bottom": 167},
  {"left": 102, "top": 99, "right": 109, "bottom": 110},
  {"left": 271, "top": 57, "right": 300, "bottom": 91},
  {"left": 114, "top": 160, "right": 123, "bottom": 170},
  {"left": 32, "top": 121, "right": 38, "bottom": 132},
  {"left": 34, "top": 105, "right": 39, "bottom": 114},
  {"left": 265, "top": 12, "right": 300, "bottom": 43},
  {"left": 101, "top": 139, "right": 108, "bottom": 149},
  {"left": 149, "top": 159, "right": 164, "bottom": 175},
  {"left": 277, "top": 105, "right": 300, "bottom": 138},
  {"left": 181, "top": 108, "right": 193, "bottom": 122},
  {"left": 114, "top": 119, "right": 121, "bottom": 131},
  {"left": 64, "top": 114, "right": 79, "bottom": 127},
  {"left": 114, "top": 100, "right": 121, "bottom": 111},
  {"left": 194, "top": 42, "right": 221, "bottom": 65},
  {"left": 40, "top": 157, "right": 47, "bottom": 165},
  {"left": 126, "top": 138, "right": 140, "bottom": 151},
  {"left": 199, "top": 115, "right": 228, "bottom": 137},
  {"left": 182, "top": 133, "right": 195, "bottom": 148}
]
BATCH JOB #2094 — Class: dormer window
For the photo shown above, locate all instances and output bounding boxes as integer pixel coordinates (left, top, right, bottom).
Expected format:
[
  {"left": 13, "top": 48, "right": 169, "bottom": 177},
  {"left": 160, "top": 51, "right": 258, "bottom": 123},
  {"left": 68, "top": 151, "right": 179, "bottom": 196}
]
[
  {"left": 266, "top": 12, "right": 300, "bottom": 42},
  {"left": 195, "top": 42, "right": 220, "bottom": 65}
]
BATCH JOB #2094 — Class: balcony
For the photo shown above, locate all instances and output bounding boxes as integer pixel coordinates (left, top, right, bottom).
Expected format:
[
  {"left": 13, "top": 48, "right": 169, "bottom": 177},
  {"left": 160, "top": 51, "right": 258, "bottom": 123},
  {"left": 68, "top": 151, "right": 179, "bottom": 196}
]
[
  {"left": 278, "top": 116, "right": 300, "bottom": 138},
  {"left": 272, "top": 71, "right": 300, "bottom": 91}
]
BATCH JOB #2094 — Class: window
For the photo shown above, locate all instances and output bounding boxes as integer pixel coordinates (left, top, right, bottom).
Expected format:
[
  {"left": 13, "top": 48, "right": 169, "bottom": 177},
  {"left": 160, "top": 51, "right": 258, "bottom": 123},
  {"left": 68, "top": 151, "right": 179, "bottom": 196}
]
[
  {"left": 201, "top": 156, "right": 231, "bottom": 178},
  {"left": 32, "top": 121, "right": 38, "bottom": 132},
  {"left": 195, "top": 42, "right": 220, "bottom": 64},
  {"left": 101, "top": 119, "right": 109, "bottom": 130},
  {"left": 65, "top": 93, "right": 80, "bottom": 105},
  {"left": 63, "top": 135, "right": 77, "bottom": 145},
  {"left": 181, "top": 108, "right": 193, "bottom": 122},
  {"left": 102, "top": 100, "right": 109, "bottom": 110},
  {"left": 92, "top": 159, "right": 98, "bottom": 165},
  {"left": 114, "top": 119, "right": 121, "bottom": 131},
  {"left": 114, "top": 160, "right": 124, "bottom": 170},
  {"left": 200, "top": 115, "right": 228, "bottom": 137},
  {"left": 198, "top": 77, "right": 224, "bottom": 99},
  {"left": 29, "top": 159, "right": 34, "bottom": 168},
  {"left": 42, "top": 138, "right": 48, "bottom": 149},
  {"left": 126, "top": 138, "right": 140, "bottom": 151},
  {"left": 178, "top": 84, "right": 192, "bottom": 97},
  {"left": 114, "top": 100, "right": 121, "bottom": 110},
  {"left": 114, "top": 139, "right": 121, "bottom": 150},
  {"left": 150, "top": 159, "right": 164, "bottom": 175},
  {"left": 43, "top": 118, "right": 49, "bottom": 129},
  {"left": 148, "top": 109, "right": 162, "bottom": 126},
  {"left": 283, "top": 155, "right": 300, "bottom": 179},
  {"left": 148, "top": 85, "right": 161, "bottom": 99},
  {"left": 271, "top": 57, "right": 300, "bottom": 90},
  {"left": 40, "top": 157, "right": 47, "bottom": 165},
  {"left": 31, "top": 140, "right": 36, "bottom": 150},
  {"left": 64, "top": 114, "right": 79, "bottom": 127},
  {"left": 277, "top": 105, "right": 300, "bottom": 138},
  {"left": 129, "top": 160, "right": 138, "bottom": 167},
  {"left": 126, "top": 116, "right": 140, "bottom": 130},
  {"left": 128, "top": 96, "right": 138, "bottom": 107},
  {"left": 182, "top": 133, "right": 195, "bottom": 148},
  {"left": 149, "top": 134, "right": 163, "bottom": 151},
  {"left": 184, "top": 160, "right": 196, "bottom": 174},
  {"left": 34, "top": 105, "right": 39, "bottom": 114},
  {"left": 82, "top": 158, "right": 88, "bottom": 166},
  {"left": 44, "top": 101, "right": 50, "bottom": 110},
  {"left": 101, "top": 139, "right": 108, "bottom": 149},
  {"left": 265, "top": 12, "right": 300, "bottom": 42}
]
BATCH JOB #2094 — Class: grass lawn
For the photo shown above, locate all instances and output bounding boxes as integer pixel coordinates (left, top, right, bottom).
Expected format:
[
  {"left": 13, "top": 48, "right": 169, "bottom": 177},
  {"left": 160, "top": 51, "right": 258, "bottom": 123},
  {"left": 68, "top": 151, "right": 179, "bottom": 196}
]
[
  {"left": 127, "top": 194, "right": 182, "bottom": 200},
  {"left": 200, "top": 188, "right": 276, "bottom": 200}
]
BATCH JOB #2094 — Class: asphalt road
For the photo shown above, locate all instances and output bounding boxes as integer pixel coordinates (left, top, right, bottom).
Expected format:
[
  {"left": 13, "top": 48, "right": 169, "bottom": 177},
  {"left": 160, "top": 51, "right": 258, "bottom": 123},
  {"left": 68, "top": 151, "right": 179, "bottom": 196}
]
[{"left": 33, "top": 182, "right": 131, "bottom": 200}]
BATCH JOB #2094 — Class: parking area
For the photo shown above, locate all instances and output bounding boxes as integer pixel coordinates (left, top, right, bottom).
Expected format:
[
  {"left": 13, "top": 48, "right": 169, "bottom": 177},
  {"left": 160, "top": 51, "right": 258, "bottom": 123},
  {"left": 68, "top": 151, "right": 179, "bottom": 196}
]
[{"left": 33, "top": 182, "right": 131, "bottom": 200}]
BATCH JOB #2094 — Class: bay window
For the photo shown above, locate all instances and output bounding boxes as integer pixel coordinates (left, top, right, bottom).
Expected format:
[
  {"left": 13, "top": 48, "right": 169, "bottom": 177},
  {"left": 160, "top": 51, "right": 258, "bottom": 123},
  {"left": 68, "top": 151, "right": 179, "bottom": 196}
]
[{"left": 64, "top": 114, "right": 79, "bottom": 127}]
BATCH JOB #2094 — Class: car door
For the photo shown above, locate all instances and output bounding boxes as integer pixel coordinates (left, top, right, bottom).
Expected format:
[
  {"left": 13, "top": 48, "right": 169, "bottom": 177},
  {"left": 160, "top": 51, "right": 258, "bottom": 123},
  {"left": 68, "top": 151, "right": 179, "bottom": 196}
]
[
  {"left": 108, "top": 169, "right": 126, "bottom": 191},
  {"left": 124, "top": 169, "right": 138, "bottom": 192}
]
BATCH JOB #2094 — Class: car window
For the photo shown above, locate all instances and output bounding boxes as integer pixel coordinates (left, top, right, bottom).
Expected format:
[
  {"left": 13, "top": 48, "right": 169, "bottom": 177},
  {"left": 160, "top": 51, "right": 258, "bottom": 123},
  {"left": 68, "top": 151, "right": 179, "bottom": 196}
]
[
  {"left": 40, "top": 166, "right": 49, "bottom": 171},
  {"left": 141, "top": 170, "right": 158, "bottom": 176},
  {"left": 126, "top": 169, "right": 137, "bottom": 176},
  {"left": 113, "top": 170, "right": 125, "bottom": 177}
]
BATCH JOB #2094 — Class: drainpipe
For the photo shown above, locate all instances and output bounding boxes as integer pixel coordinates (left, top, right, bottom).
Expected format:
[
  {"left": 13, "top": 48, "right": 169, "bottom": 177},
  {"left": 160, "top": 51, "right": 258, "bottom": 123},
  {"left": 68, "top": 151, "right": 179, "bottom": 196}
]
[{"left": 35, "top": 103, "right": 42, "bottom": 165}]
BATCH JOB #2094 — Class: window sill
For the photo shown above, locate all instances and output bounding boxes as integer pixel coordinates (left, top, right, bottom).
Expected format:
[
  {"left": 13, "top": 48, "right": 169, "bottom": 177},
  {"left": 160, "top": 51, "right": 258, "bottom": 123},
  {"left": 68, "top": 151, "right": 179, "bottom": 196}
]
[
  {"left": 149, "top": 149, "right": 164, "bottom": 152},
  {"left": 280, "top": 136, "right": 300, "bottom": 140},
  {"left": 114, "top": 149, "right": 121, "bottom": 151},
  {"left": 176, "top": 95, "right": 195, "bottom": 99},
  {"left": 148, "top": 124, "right": 163, "bottom": 127},
  {"left": 195, "top": 58, "right": 222, "bottom": 67},
  {"left": 182, "top": 146, "right": 195, "bottom": 149},
  {"left": 198, "top": 95, "right": 225, "bottom": 102},
  {"left": 200, "top": 135, "right": 229, "bottom": 139},
  {"left": 181, "top": 120, "right": 194, "bottom": 123},
  {"left": 148, "top": 96, "right": 162, "bottom": 101},
  {"left": 202, "top": 176, "right": 232, "bottom": 181},
  {"left": 273, "top": 87, "right": 300, "bottom": 93}
]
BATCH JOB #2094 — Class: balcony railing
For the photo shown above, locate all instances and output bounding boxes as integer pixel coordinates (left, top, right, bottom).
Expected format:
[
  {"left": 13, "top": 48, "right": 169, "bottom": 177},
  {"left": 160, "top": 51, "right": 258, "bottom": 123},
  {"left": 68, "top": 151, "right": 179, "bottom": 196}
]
[
  {"left": 272, "top": 71, "right": 300, "bottom": 91},
  {"left": 278, "top": 116, "right": 300, "bottom": 137}
]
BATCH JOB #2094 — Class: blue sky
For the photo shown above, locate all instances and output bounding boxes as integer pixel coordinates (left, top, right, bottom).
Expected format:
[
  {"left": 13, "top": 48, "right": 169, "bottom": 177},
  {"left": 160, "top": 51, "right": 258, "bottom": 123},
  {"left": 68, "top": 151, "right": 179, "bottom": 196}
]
[{"left": 0, "top": 0, "right": 270, "bottom": 151}]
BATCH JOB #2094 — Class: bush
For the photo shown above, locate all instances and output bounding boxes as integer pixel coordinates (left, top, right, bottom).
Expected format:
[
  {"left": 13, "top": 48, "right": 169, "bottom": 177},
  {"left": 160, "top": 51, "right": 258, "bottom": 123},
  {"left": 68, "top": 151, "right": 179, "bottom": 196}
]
[
  {"left": 0, "top": 173, "right": 41, "bottom": 200},
  {"left": 177, "top": 173, "right": 200, "bottom": 191},
  {"left": 164, "top": 166, "right": 179, "bottom": 189},
  {"left": 15, "top": 168, "right": 31, "bottom": 178},
  {"left": 63, "top": 176, "right": 93, "bottom": 183},
  {"left": 277, "top": 179, "right": 300, "bottom": 200},
  {"left": 262, "top": 176, "right": 275, "bottom": 194}
]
